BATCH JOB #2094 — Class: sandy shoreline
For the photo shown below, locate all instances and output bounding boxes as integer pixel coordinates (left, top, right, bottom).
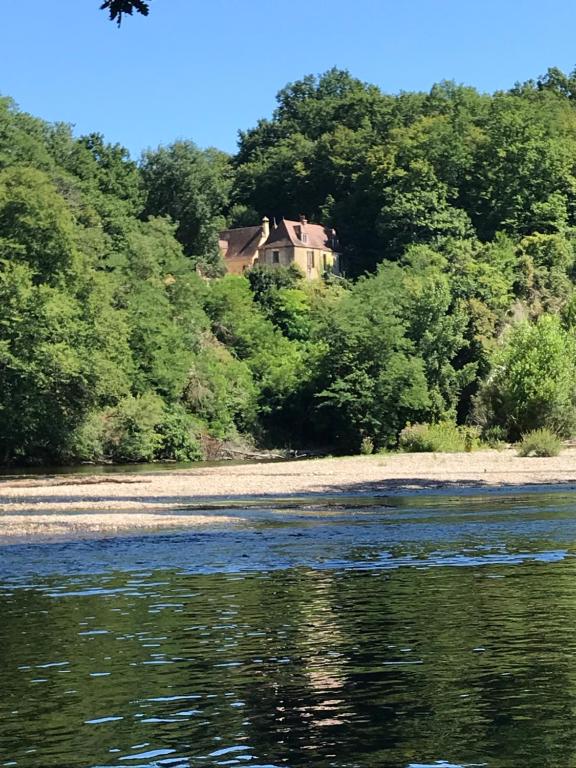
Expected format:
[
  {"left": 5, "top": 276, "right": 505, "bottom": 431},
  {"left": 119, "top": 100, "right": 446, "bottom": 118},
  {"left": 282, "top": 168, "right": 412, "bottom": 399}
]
[{"left": 1, "top": 448, "right": 576, "bottom": 541}]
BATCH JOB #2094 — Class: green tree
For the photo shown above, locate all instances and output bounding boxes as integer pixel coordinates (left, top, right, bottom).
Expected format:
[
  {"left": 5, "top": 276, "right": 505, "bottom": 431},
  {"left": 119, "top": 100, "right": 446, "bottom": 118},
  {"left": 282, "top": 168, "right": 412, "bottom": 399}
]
[
  {"left": 141, "top": 141, "right": 233, "bottom": 272},
  {"left": 466, "top": 92, "right": 576, "bottom": 239},
  {"left": 376, "top": 158, "right": 474, "bottom": 258},
  {"left": 77, "top": 133, "right": 142, "bottom": 211},
  {"left": 474, "top": 315, "right": 576, "bottom": 440},
  {"left": 0, "top": 259, "right": 133, "bottom": 463},
  {"left": 184, "top": 345, "right": 257, "bottom": 438},
  {"left": 514, "top": 232, "right": 574, "bottom": 313},
  {"left": 0, "top": 166, "right": 77, "bottom": 279},
  {"left": 316, "top": 265, "right": 430, "bottom": 450},
  {"left": 402, "top": 255, "right": 473, "bottom": 420},
  {"left": 204, "top": 275, "right": 309, "bottom": 443}
]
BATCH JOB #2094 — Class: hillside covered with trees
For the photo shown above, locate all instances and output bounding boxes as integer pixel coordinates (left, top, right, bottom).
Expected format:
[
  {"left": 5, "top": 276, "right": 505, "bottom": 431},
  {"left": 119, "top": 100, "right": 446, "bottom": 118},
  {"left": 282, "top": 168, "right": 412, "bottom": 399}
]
[{"left": 3, "top": 67, "right": 576, "bottom": 464}]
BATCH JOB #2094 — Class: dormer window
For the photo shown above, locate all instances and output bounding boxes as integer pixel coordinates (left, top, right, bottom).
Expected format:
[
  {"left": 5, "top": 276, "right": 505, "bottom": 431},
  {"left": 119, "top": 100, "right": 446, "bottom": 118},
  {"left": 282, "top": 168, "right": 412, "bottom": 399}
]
[{"left": 301, "top": 232, "right": 308, "bottom": 244}]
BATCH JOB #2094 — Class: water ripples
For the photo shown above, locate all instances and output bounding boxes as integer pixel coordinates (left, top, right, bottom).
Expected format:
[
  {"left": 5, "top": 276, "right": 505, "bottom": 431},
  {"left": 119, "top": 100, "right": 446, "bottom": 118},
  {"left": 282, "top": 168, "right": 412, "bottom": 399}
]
[{"left": 2, "top": 493, "right": 576, "bottom": 766}]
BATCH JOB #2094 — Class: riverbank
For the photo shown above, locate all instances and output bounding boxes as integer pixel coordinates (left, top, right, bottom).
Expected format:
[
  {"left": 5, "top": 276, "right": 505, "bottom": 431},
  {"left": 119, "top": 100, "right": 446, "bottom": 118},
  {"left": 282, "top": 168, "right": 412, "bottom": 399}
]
[{"left": 1, "top": 448, "right": 576, "bottom": 541}]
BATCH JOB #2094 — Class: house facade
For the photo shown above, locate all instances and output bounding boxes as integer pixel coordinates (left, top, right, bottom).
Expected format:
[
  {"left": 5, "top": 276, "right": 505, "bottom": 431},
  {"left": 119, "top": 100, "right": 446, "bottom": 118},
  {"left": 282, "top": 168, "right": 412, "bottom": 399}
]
[{"left": 219, "top": 216, "right": 340, "bottom": 278}]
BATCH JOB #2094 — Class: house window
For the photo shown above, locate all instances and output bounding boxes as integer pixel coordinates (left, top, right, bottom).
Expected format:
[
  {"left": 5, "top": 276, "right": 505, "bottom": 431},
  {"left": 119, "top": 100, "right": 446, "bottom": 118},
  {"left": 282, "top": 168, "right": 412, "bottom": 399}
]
[
  {"left": 307, "top": 250, "right": 315, "bottom": 268},
  {"left": 323, "top": 253, "right": 327, "bottom": 270},
  {"left": 272, "top": 250, "right": 280, "bottom": 264}
]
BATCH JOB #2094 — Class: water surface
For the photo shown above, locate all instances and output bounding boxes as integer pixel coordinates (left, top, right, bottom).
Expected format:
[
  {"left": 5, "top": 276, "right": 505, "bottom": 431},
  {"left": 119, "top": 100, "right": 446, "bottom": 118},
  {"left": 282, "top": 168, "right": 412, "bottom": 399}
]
[{"left": 1, "top": 492, "right": 576, "bottom": 767}]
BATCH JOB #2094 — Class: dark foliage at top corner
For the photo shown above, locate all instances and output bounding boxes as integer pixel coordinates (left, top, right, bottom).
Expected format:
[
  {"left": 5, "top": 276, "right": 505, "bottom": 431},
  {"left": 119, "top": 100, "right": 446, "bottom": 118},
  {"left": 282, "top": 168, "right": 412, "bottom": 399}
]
[{"left": 100, "top": 0, "right": 150, "bottom": 25}]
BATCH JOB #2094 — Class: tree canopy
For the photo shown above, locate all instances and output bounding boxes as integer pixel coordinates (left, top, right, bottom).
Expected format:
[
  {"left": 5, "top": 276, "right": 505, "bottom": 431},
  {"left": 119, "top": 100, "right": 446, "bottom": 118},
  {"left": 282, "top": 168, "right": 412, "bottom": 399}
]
[{"left": 5, "top": 65, "right": 576, "bottom": 463}]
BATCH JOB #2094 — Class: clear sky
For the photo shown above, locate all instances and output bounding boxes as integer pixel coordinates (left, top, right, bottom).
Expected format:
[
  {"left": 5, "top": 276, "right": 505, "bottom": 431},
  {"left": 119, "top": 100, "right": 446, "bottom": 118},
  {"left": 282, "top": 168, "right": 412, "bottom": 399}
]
[{"left": 2, "top": 0, "right": 576, "bottom": 158}]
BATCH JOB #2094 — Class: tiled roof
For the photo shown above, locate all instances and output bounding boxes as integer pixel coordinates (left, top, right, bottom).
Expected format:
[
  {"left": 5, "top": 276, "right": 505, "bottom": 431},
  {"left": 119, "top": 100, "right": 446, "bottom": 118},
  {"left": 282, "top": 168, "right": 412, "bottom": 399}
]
[
  {"left": 263, "top": 219, "right": 339, "bottom": 251},
  {"left": 219, "top": 217, "right": 340, "bottom": 270},
  {"left": 218, "top": 225, "right": 263, "bottom": 261}
]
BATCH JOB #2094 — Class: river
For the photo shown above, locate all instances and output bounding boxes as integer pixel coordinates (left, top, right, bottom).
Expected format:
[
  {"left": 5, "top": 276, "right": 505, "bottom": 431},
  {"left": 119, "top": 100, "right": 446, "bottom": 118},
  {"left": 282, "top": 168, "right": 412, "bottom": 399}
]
[{"left": 1, "top": 491, "right": 576, "bottom": 767}]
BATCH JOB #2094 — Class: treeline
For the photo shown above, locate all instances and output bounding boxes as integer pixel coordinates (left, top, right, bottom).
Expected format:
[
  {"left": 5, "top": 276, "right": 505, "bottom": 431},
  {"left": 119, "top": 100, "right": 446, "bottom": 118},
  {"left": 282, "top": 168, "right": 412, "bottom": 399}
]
[{"left": 3, "top": 67, "right": 576, "bottom": 463}]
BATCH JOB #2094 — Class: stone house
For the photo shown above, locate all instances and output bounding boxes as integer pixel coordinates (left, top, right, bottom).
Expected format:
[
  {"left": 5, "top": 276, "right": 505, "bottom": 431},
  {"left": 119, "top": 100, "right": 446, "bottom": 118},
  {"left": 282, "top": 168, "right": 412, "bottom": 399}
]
[{"left": 219, "top": 216, "right": 340, "bottom": 278}]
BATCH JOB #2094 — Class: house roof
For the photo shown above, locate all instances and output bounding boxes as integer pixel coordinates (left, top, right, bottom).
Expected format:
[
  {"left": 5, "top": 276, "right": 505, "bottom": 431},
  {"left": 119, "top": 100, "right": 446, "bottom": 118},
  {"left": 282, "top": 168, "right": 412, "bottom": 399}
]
[
  {"left": 219, "top": 225, "right": 262, "bottom": 261},
  {"left": 263, "top": 219, "right": 339, "bottom": 251}
]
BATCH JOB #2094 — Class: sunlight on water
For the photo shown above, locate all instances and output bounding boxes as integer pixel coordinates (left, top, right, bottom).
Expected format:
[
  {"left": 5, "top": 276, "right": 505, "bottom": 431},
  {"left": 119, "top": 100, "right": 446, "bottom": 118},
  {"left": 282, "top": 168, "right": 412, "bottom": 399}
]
[{"left": 2, "top": 492, "right": 576, "bottom": 767}]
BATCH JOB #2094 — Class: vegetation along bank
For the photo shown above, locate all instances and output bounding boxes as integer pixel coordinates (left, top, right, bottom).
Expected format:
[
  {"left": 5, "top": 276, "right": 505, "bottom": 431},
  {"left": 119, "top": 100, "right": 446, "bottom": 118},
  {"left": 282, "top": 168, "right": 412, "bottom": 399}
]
[{"left": 3, "top": 67, "right": 576, "bottom": 464}]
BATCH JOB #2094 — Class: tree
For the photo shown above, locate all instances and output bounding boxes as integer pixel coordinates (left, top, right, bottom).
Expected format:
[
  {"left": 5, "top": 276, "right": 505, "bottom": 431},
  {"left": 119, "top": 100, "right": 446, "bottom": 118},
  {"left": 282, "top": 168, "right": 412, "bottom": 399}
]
[
  {"left": 376, "top": 157, "right": 474, "bottom": 258},
  {"left": 77, "top": 133, "right": 142, "bottom": 211},
  {"left": 204, "top": 275, "right": 310, "bottom": 443},
  {"left": 0, "top": 251, "right": 134, "bottom": 464},
  {"left": 246, "top": 264, "right": 311, "bottom": 341},
  {"left": 474, "top": 315, "right": 576, "bottom": 440},
  {"left": 100, "top": 0, "right": 149, "bottom": 24},
  {"left": 465, "top": 91, "right": 576, "bottom": 240},
  {"left": 0, "top": 166, "right": 77, "bottom": 280},
  {"left": 140, "top": 141, "right": 233, "bottom": 272},
  {"left": 402, "top": 254, "right": 473, "bottom": 421},
  {"left": 315, "top": 264, "right": 431, "bottom": 450}
]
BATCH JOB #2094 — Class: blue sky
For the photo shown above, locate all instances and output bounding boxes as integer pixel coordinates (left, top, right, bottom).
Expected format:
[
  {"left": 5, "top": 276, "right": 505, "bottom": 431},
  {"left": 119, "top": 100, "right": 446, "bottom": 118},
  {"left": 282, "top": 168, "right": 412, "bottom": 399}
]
[{"left": 2, "top": 0, "right": 576, "bottom": 158}]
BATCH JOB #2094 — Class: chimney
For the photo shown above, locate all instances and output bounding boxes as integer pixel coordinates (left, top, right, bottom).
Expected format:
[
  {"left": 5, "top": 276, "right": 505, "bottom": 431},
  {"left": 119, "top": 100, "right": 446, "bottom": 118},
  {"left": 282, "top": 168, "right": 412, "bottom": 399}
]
[
  {"left": 298, "top": 214, "right": 308, "bottom": 243},
  {"left": 262, "top": 216, "right": 270, "bottom": 240}
]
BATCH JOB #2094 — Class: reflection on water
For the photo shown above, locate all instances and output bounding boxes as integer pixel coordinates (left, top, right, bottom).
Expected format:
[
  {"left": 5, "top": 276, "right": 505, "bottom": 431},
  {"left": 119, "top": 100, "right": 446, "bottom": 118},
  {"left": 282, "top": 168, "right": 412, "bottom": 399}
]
[{"left": 2, "top": 493, "right": 576, "bottom": 767}]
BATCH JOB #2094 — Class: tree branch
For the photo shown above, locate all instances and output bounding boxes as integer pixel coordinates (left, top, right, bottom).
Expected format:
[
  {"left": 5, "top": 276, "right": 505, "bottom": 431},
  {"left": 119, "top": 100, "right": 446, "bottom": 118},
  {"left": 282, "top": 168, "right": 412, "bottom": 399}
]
[{"left": 100, "top": 0, "right": 150, "bottom": 25}]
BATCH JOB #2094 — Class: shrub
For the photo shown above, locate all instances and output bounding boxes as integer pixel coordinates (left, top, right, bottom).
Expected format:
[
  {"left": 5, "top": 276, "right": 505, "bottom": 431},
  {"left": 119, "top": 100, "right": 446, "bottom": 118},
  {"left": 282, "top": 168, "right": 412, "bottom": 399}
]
[
  {"left": 155, "top": 404, "right": 203, "bottom": 462},
  {"left": 64, "top": 411, "right": 106, "bottom": 462},
  {"left": 481, "top": 425, "right": 508, "bottom": 450},
  {"left": 517, "top": 428, "right": 562, "bottom": 457},
  {"left": 399, "top": 423, "right": 431, "bottom": 452},
  {"left": 60, "top": 400, "right": 203, "bottom": 464},
  {"left": 102, "top": 393, "right": 166, "bottom": 463},
  {"left": 398, "top": 422, "right": 480, "bottom": 453},
  {"left": 360, "top": 436, "right": 374, "bottom": 455}
]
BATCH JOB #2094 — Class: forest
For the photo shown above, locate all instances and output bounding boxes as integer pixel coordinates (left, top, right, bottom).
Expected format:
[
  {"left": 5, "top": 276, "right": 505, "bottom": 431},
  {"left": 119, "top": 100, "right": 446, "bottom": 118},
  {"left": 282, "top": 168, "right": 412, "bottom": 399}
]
[{"left": 2, "top": 66, "right": 576, "bottom": 464}]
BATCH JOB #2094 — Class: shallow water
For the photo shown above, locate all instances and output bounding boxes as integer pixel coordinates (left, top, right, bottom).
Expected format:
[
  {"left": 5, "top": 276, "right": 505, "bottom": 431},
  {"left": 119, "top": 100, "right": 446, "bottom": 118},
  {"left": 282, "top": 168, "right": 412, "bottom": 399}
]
[
  {"left": 0, "top": 456, "right": 278, "bottom": 479},
  {"left": 2, "top": 492, "right": 576, "bottom": 767}
]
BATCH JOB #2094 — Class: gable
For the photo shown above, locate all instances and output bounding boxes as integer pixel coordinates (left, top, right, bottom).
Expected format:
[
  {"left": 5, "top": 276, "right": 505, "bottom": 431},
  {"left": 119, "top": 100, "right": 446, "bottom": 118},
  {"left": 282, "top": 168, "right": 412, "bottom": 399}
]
[
  {"left": 263, "top": 219, "right": 339, "bottom": 252},
  {"left": 219, "top": 225, "right": 262, "bottom": 261}
]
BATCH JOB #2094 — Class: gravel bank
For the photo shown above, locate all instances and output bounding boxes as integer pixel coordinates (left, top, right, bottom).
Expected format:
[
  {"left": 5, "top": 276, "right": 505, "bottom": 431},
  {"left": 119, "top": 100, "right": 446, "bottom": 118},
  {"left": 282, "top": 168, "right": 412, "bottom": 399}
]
[{"left": 1, "top": 448, "right": 576, "bottom": 541}]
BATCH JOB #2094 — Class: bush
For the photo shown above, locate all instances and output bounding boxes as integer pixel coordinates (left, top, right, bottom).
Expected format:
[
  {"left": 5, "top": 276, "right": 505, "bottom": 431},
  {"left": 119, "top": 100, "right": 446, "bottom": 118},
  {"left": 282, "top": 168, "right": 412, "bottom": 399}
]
[
  {"left": 102, "top": 393, "right": 166, "bottom": 463},
  {"left": 517, "top": 428, "right": 562, "bottom": 457},
  {"left": 360, "top": 436, "right": 374, "bottom": 455},
  {"left": 481, "top": 425, "right": 508, "bottom": 450},
  {"left": 398, "top": 422, "right": 480, "bottom": 453},
  {"left": 60, "top": 400, "right": 203, "bottom": 464},
  {"left": 64, "top": 411, "right": 107, "bottom": 462},
  {"left": 155, "top": 404, "right": 203, "bottom": 462}
]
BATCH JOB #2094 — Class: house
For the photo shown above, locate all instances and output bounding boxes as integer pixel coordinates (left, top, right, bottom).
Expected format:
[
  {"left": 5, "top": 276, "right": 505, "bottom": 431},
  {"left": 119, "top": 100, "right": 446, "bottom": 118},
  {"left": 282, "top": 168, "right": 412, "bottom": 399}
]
[
  {"left": 219, "top": 215, "right": 341, "bottom": 278},
  {"left": 218, "top": 223, "right": 268, "bottom": 275}
]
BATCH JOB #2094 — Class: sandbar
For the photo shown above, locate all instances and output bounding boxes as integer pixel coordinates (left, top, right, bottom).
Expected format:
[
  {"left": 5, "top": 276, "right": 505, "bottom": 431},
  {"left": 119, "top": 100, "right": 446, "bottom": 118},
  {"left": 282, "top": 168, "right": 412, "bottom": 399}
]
[{"left": 1, "top": 448, "right": 576, "bottom": 541}]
